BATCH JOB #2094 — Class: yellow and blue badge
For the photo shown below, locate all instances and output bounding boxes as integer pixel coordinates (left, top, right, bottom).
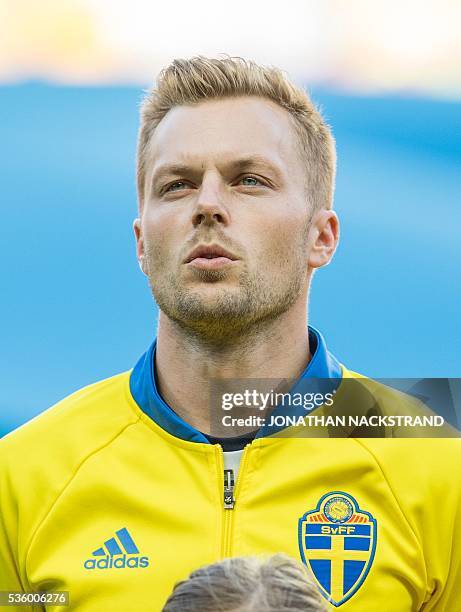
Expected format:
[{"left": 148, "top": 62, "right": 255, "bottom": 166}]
[{"left": 298, "top": 491, "right": 377, "bottom": 607}]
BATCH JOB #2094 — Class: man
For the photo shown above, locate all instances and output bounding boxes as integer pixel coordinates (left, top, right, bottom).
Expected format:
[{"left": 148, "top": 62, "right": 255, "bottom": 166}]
[{"left": 1, "top": 57, "right": 460, "bottom": 611}]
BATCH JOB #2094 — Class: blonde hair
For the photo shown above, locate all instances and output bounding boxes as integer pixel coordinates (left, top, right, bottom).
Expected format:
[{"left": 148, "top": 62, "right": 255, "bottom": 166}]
[
  {"left": 137, "top": 56, "right": 336, "bottom": 212},
  {"left": 162, "top": 554, "right": 327, "bottom": 612}
]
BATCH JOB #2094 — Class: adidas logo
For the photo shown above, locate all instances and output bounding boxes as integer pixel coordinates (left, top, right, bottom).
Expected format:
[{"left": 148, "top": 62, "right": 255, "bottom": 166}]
[{"left": 83, "top": 527, "right": 150, "bottom": 570}]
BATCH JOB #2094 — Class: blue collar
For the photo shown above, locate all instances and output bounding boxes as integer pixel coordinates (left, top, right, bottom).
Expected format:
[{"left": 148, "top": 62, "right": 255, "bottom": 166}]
[{"left": 129, "top": 326, "right": 343, "bottom": 444}]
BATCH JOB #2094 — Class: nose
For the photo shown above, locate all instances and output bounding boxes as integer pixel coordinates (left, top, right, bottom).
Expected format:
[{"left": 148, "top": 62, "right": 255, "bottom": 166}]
[{"left": 191, "top": 176, "right": 230, "bottom": 228}]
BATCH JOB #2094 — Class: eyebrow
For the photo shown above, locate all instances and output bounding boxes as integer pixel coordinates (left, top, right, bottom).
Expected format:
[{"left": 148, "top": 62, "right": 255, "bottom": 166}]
[
  {"left": 150, "top": 155, "right": 284, "bottom": 188},
  {"left": 226, "top": 155, "right": 283, "bottom": 176}
]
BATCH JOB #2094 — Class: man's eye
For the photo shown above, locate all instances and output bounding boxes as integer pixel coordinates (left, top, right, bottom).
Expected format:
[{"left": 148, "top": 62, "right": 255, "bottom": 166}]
[
  {"left": 165, "top": 181, "right": 189, "bottom": 193},
  {"left": 239, "top": 176, "right": 264, "bottom": 187}
]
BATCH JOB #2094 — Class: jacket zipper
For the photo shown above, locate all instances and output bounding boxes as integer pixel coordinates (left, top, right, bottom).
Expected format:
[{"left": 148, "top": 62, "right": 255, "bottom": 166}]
[
  {"left": 224, "top": 469, "right": 235, "bottom": 509},
  {"left": 217, "top": 445, "right": 250, "bottom": 558}
]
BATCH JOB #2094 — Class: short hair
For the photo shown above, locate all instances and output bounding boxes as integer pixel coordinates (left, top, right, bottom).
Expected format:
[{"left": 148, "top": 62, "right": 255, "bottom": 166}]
[
  {"left": 161, "top": 554, "right": 327, "bottom": 612},
  {"left": 137, "top": 56, "right": 336, "bottom": 212}
]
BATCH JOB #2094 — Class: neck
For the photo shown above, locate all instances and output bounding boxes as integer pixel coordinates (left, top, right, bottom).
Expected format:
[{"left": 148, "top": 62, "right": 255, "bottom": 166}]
[{"left": 154, "top": 295, "right": 311, "bottom": 433}]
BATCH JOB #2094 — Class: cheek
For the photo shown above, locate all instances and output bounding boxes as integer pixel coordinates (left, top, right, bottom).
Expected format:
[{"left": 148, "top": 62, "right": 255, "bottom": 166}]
[
  {"left": 257, "top": 214, "right": 308, "bottom": 263},
  {"left": 143, "top": 209, "right": 184, "bottom": 262}
]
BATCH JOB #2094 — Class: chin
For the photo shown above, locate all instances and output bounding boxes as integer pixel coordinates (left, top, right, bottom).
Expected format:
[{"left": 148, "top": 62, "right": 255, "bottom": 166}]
[
  {"left": 185, "top": 268, "right": 234, "bottom": 283},
  {"left": 186, "top": 286, "right": 241, "bottom": 308}
]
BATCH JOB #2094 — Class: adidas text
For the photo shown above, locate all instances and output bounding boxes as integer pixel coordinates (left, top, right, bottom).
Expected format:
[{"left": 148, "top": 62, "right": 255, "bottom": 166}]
[{"left": 84, "top": 554, "right": 150, "bottom": 570}]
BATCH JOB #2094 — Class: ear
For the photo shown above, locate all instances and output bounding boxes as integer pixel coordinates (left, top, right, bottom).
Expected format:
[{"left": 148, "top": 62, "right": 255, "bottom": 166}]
[
  {"left": 308, "top": 210, "right": 340, "bottom": 269},
  {"left": 133, "top": 218, "right": 148, "bottom": 275}
]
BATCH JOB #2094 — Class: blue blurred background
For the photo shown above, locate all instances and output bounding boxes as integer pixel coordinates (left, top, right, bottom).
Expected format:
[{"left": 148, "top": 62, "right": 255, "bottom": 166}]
[{"left": 1, "top": 0, "right": 460, "bottom": 435}]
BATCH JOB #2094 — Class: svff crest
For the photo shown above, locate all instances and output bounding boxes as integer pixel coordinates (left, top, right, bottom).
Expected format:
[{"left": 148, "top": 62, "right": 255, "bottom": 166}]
[{"left": 298, "top": 491, "right": 377, "bottom": 607}]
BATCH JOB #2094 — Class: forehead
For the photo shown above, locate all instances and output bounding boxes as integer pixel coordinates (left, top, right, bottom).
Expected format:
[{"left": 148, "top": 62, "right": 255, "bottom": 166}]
[{"left": 146, "top": 96, "right": 301, "bottom": 171}]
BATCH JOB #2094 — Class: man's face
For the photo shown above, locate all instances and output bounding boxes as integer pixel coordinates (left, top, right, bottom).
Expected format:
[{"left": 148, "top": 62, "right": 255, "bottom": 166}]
[{"left": 135, "top": 97, "right": 330, "bottom": 340}]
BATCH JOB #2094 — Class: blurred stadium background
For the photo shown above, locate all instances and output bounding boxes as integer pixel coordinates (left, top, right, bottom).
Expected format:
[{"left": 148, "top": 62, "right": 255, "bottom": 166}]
[{"left": 1, "top": 0, "right": 460, "bottom": 435}]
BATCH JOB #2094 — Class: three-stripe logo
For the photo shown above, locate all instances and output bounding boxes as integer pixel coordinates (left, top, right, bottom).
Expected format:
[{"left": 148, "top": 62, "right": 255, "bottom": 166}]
[{"left": 84, "top": 527, "right": 150, "bottom": 570}]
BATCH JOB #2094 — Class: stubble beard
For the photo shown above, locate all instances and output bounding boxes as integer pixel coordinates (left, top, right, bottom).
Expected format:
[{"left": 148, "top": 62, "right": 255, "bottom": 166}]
[{"left": 144, "top": 236, "right": 309, "bottom": 345}]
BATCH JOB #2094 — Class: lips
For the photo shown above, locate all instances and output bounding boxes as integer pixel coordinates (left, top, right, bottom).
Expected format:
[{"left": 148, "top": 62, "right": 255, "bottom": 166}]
[
  {"left": 184, "top": 244, "right": 239, "bottom": 271},
  {"left": 184, "top": 244, "right": 238, "bottom": 264}
]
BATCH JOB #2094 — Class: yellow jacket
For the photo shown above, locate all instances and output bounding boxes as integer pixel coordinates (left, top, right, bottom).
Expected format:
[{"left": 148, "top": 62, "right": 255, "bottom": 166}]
[{"left": 1, "top": 328, "right": 460, "bottom": 610}]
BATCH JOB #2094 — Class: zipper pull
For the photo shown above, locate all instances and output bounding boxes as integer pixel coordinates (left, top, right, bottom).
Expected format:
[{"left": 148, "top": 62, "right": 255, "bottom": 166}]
[{"left": 224, "top": 469, "right": 235, "bottom": 509}]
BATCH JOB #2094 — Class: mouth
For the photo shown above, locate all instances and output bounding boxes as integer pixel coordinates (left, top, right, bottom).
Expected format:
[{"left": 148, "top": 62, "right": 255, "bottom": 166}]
[{"left": 184, "top": 244, "right": 239, "bottom": 271}]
